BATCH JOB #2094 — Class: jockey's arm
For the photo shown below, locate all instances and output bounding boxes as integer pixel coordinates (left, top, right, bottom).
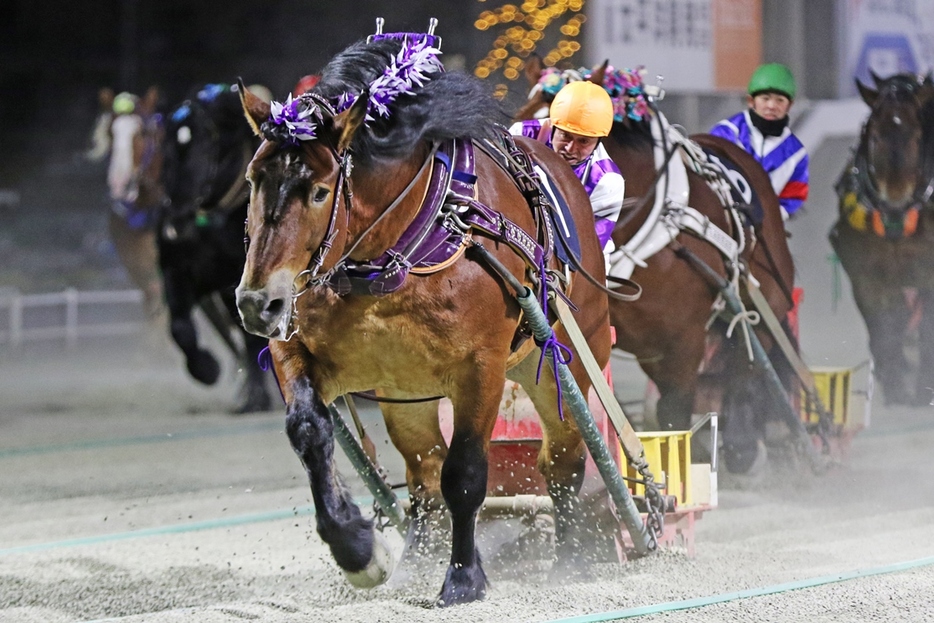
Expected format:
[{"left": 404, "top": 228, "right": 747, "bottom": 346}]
[{"left": 589, "top": 170, "right": 626, "bottom": 252}]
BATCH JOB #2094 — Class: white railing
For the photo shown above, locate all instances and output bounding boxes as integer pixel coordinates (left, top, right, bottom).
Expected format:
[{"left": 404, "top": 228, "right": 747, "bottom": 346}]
[{"left": 0, "top": 287, "right": 147, "bottom": 349}]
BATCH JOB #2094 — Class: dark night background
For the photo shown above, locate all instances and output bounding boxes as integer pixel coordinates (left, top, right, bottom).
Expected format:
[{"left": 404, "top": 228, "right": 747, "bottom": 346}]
[{"left": 0, "top": 1, "right": 512, "bottom": 292}]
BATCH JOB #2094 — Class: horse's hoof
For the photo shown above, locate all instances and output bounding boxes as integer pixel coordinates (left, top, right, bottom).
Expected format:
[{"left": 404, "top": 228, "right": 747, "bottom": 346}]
[
  {"left": 343, "top": 530, "right": 395, "bottom": 589},
  {"left": 231, "top": 387, "right": 274, "bottom": 414},
  {"left": 724, "top": 438, "right": 767, "bottom": 475},
  {"left": 435, "top": 561, "right": 488, "bottom": 607},
  {"left": 187, "top": 350, "right": 221, "bottom": 385}
]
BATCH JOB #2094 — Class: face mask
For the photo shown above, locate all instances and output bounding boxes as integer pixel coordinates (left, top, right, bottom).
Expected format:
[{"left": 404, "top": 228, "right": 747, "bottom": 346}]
[{"left": 748, "top": 108, "right": 789, "bottom": 137}]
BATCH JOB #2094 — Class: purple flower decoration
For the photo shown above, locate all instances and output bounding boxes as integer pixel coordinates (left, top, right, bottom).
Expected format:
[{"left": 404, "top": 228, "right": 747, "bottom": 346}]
[
  {"left": 267, "top": 94, "right": 318, "bottom": 144},
  {"left": 581, "top": 65, "right": 651, "bottom": 123},
  {"left": 266, "top": 36, "right": 443, "bottom": 145},
  {"left": 338, "top": 38, "right": 443, "bottom": 122}
]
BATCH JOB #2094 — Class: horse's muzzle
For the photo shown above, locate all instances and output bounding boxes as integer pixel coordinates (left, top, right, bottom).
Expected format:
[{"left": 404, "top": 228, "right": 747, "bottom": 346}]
[{"left": 236, "top": 287, "right": 290, "bottom": 339}]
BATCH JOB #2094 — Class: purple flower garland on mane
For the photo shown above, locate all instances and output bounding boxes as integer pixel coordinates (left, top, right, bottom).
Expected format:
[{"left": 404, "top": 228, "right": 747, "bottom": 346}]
[
  {"left": 266, "top": 37, "right": 443, "bottom": 144},
  {"left": 338, "top": 37, "right": 443, "bottom": 120},
  {"left": 266, "top": 94, "right": 318, "bottom": 145}
]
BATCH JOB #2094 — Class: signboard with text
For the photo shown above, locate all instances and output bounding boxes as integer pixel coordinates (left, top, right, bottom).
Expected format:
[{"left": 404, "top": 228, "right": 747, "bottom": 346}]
[
  {"left": 586, "top": 0, "right": 761, "bottom": 92},
  {"left": 839, "top": 0, "right": 934, "bottom": 95}
]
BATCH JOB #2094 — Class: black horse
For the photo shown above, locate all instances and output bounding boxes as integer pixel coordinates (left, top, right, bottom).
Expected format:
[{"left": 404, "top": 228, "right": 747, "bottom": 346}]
[
  {"left": 159, "top": 83, "right": 273, "bottom": 413},
  {"left": 830, "top": 72, "right": 934, "bottom": 405}
]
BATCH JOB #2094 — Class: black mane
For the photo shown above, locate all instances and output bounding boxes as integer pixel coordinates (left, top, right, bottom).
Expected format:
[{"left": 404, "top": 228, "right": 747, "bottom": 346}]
[
  {"left": 311, "top": 38, "right": 510, "bottom": 162},
  {"left": 608, "top": 115, "right": 654, "bottom": 151}
]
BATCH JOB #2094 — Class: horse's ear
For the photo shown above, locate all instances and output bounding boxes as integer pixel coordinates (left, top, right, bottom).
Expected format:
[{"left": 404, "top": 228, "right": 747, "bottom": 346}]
[
  {"left": 856, "top": 78, "right": 877, "bottom": 107},
  {"left": 333, "top": 89, "right": 368, "bottom": 154},
  {"left": 524, "top": 54, "right": 543, "bottom": 87},
  {"left": 869, "top": 69, "right": 883, "bottom": 87},
  {"left": 589, "top": 60, "right": 609, "bottom": 86},
  {"left": 924, "top": 71, "right": 934, "bottom": 88},
  {"left": 237, "top": 78, "right": 270, "bottom": 138}
]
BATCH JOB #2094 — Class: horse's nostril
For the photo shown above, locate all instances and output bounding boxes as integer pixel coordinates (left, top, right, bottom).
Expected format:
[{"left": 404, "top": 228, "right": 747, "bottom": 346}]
[{"left": 265, "top": 298, "right": 284, "bottom": 319}]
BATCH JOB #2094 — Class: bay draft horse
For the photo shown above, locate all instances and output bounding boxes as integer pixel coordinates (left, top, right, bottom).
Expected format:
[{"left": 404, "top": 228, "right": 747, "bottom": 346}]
[
  {"left": 516, "top": 59, "right": 797, "bottom": 474},
  {"left": 160, "top": 84, "right": 273, "bottom": 413},
  {"left": 830, "top": 72, "right": 934, "bottom": 405},
  {"left": 235, "top": 37, "right": 611, "bottom": 605}
]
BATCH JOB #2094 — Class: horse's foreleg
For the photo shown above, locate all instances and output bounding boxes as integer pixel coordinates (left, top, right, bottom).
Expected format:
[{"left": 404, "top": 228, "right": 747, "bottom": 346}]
[
  {"left": 162, "top": 275, "right": 220, "bottom": 385},
  {"left": 640, "top": 332, "right": 706, "bottom": 433},
  {"left": 853, "top": 285, "right": 912, "bottom": 405},
  {"left": 235, "top": 333, "right": 274, "bottom": 413},
  {"left": 834, "top": 232, "right": 913, "bottom": 405},
  {"left": 914, "top": 289, "right": 934, "bottom": 406},
  {"left": 285, "top": 375, "right": 393, "bottom": 588},
  {"left": 437, "top": 378, "right": 502, "bottom": 606}
]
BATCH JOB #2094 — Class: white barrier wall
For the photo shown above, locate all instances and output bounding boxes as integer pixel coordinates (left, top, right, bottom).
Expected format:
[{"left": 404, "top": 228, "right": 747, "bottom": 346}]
[{"left": 0, "top": 288, "right": 147, "bottom": 349}]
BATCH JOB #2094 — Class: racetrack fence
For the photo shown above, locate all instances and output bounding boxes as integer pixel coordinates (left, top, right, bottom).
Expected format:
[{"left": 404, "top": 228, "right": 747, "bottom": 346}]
[{"left": 0, "top": 287, "right": 147, "bottom": 350}]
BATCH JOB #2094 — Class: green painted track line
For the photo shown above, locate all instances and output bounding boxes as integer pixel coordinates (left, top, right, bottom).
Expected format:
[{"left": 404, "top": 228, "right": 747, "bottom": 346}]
[
  {"left": 540, "top": 554, "right": 934, "bottom": 622},
  {"left": 0, "top": 503, "right": 318, "bottom": 556},
  {"left": 0, "top": 421, "right": 283, "bottom": 459}
]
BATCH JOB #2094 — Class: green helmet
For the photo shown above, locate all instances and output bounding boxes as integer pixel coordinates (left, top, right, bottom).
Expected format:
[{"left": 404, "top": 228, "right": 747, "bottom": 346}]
[
  {"left": 113, "top": 91, "right": 137, "bottom": 115},
  {"left": 747, "top": 63, "right": 796, "bottom": 99}
]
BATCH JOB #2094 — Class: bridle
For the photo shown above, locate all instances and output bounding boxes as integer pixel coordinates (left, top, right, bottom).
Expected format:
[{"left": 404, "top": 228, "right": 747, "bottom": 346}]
[
  {"left": 259, "top": 93, "right": 434, "bottom": 300},
  {"left": 856, "top": 81, "right": 934, "bottom": 215},
  {"left": 165, "top": 101, "right": 252, "bottom": 237}
]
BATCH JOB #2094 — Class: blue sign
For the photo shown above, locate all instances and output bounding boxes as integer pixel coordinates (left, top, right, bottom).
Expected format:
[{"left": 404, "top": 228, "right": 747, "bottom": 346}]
[{"left": 855, "top": 33, "right": 918, "bottom": 86}]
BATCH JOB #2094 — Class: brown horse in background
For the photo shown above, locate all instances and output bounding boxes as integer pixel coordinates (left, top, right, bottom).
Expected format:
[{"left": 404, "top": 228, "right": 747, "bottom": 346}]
[
  {"left": 830, "top": 72, "right": 934, "bottom": 405},
  {"left": 107, "top": 86, "right": 166, "bottom": 319},
  {"left": 516, "top": 59, "right": 796, "bottom": 473},
  {"left": 235, "top": 37, "right": 611, "bottom": 605}
]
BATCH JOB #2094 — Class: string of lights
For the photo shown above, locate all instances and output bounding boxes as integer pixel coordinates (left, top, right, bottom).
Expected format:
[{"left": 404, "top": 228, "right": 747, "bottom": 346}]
[{"left": 473, "top": 0, "right": 586, "bottom": 98}]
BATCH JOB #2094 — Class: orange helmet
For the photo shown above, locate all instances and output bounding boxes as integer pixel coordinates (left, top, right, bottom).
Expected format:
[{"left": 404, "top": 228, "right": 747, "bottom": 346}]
[{"left": 549, "top": 81, "right": 613, "bottom": 138}]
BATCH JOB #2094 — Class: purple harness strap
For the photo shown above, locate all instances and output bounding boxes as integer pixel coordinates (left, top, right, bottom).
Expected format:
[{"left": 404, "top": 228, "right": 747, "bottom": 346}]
[{"left": 327, "top": 138, "right": 550, "bottom": 296}]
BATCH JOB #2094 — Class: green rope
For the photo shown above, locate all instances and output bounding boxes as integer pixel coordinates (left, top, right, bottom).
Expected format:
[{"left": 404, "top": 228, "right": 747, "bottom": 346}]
[{"left": 827, "top": 251, "right": 842, "bottom": 313}]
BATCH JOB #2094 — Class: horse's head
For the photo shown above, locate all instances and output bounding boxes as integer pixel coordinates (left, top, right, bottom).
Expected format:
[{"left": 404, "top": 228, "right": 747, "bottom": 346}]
[
  {"left": 234, "top": 37, "right": 505, "bottom": 339},
  {"left": 235, "top": 82, "right": 368, "bottom": 339},
  {"left": 514, "top": 58, "right": 654, "bottom": 146},
  {"left": 856, "top": 72, "right": 934, "bottom": 209},
  {"left": 161, "top": 84, "right": 257, "bottom": 240}
]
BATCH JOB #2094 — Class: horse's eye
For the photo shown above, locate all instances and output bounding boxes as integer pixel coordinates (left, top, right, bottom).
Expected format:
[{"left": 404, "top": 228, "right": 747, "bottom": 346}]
[{"left": 312, "top": 185, "right": 330, "bottom": 204}]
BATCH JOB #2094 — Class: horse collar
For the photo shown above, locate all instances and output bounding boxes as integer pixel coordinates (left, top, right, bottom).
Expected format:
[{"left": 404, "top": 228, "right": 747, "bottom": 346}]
[{"left": 839, "top": 156, "right": 926, "bottom": 239}]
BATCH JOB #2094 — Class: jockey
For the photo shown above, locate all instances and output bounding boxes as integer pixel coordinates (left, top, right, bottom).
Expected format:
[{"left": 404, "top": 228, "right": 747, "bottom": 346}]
[
  {"left": 710, "top": 63, "right": 809, "bottom": 221},
  {"left": 107, "top": 91, "right": 143, "bottom": 213},
  {"left": 509, "top": 80, "right": 626, "bottom": 255}
]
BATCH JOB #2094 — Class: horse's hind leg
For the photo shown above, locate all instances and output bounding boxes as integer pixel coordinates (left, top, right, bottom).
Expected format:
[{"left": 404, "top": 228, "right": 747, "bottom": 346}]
[
  {"left": 509, "top": 354, "right": 597, "bottom": 577},
  {"left": 281, "top": 367, "right": 393, "bottom": 589},
  {"left": 380, "top": 399, "right": 449, "bottom": 571}
]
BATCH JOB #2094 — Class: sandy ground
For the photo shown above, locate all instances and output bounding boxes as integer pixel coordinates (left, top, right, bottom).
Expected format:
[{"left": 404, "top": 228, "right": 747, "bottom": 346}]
[{"left": 2, "top": 136, "right": 934, "bottom": 622}]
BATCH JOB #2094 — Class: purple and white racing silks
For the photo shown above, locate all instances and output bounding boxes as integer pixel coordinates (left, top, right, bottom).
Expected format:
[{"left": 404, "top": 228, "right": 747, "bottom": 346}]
[{"left": 509, "top": 119, "right": 626, "bottom": 253}]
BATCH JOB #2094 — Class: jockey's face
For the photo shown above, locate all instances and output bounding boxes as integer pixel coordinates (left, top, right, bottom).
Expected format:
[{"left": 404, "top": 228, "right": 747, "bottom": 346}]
[
  {"left": 552, "top": 128, "right": 599, "bottom": 167},
  {"left": 748, "top": 92, "right": 792, "bottom": 121}
]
